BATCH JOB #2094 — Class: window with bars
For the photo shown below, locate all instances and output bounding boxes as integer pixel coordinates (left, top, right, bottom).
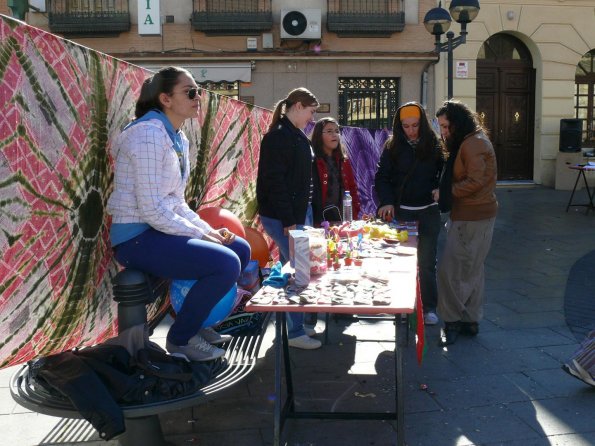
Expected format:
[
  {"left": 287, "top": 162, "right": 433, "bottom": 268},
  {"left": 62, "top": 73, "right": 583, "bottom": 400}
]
[
  {"left": 66, "top": 0, "right": 117, "bottom": 12},
  {"left": 327, "top": 0, "right": 403, "bottom": 14},
  {"left": 199, "top": 81, "right": 239, "bottom": 100},
  {"left": 194, "top": 0, "right": 268, "bottom": 12},
  {"left": 575, "top": 49, "right": 595, "bottom": 146},
  {"left": 338, "top": 78, "right": 399, "bottom": 129}
]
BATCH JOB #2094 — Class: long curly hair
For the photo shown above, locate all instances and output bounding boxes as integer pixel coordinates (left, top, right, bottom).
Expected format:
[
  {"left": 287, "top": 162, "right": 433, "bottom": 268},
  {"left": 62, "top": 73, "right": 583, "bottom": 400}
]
[{"left": 435, "top": 100, "right": 488, "bottom": 154}]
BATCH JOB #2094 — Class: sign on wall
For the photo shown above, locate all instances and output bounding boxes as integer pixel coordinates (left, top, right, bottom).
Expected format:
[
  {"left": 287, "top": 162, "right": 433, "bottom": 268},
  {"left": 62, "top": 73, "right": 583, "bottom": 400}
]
[
  {"left": 138, "top": 0, "right": 161, "bottom": 35},
  {"left": 455, "top": 61, "right": 469, "bottom": 79}
]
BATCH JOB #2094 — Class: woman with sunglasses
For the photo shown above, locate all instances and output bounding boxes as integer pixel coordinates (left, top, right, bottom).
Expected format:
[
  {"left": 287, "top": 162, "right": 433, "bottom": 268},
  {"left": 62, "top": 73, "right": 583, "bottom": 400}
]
[
  {"left": 256, "top": 87, "right": 322, "bottom": 350},
  {"left": 311, "top": 117, "right": 361, "bottom": 226},
  {"left": 107, "top": 66, "right": 251, "bottom": 361}
]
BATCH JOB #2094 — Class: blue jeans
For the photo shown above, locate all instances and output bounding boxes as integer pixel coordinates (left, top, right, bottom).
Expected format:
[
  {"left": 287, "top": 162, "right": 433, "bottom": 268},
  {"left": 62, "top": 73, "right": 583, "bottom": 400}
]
[
  {"left": 114, "top": 228, "right": 251, "bottom": 345},
  {"left": 260, "top": 205, "right": 313, "bottom": 339}
]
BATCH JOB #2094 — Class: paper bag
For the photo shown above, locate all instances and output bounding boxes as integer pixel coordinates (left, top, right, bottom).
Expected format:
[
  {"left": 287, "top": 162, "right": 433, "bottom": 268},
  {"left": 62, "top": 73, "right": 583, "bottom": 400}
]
[{"left": 289, "top": 230, "right": 310, "bottom": 286}]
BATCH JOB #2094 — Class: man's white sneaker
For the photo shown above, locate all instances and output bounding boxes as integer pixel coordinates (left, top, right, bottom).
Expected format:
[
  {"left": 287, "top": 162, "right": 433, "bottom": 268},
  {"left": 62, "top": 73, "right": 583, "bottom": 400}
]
[
  {"left": 198, "top": 327, "right": 232, "bottom": 345},
  {"left": 166, "top": 334, "right": 225, "bottom": 362},
  {"left": 288, "top": 334, "right": 322, "bottom": 350},
  {"left": 424, "top": 312, "right": 439, "bottom": 325}
]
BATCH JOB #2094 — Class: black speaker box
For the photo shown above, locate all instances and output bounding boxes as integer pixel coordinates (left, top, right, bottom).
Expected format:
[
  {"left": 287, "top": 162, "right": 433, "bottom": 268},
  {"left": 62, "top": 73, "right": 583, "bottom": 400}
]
[{"left": 559, "top": 118, "right": 582, "bottom": 152}]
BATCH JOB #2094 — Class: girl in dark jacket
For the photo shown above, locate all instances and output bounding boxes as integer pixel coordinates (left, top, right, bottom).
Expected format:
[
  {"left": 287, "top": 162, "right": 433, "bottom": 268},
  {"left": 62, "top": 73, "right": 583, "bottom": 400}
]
[
  {"left": 256, "top": 87, "right": 321, "bottom": 350},
  {"left": 311, "top": 117, "right": 361, "bottom": 226},
  {"left": 374, "top": 102, "right": 445, "bottom": 326}
]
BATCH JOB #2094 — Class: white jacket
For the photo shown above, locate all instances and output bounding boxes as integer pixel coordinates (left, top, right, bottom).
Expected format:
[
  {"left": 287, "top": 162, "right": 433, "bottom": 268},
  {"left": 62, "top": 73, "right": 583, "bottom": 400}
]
[{"left": 107, "top": 119, "right": 212, "bottom": 239}]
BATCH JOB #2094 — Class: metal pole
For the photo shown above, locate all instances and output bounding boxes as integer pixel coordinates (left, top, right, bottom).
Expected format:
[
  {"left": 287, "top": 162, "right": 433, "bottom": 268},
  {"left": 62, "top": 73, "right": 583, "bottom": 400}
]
[{"left": 446, "top": 31, "right": 455, "bottom": 99}]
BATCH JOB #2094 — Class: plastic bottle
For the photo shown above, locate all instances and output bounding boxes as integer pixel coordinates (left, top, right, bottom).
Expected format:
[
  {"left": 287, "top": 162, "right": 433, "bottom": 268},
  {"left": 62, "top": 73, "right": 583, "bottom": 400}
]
[{"left": 342, "top": 191, "right": 353, "bottom": 222}]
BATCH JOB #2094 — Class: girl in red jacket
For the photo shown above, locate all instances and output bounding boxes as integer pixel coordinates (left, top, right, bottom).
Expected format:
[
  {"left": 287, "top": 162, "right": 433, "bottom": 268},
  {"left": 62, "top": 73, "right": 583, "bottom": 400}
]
[{"left": 311, "top": 117, "right": 361, "bottom": 226}]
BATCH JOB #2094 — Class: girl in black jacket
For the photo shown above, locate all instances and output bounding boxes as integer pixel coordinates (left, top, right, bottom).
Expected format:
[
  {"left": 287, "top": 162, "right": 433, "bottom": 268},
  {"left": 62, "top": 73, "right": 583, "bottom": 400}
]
[
  {"left": 375, "top": 102, "right": 445, "bottom": 326},
  {"left": 256, "top": 87, "right": 321, "bottom": 350}
]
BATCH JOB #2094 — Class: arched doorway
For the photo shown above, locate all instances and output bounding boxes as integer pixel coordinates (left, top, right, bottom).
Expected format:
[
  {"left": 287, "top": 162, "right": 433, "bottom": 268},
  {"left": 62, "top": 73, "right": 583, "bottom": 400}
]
[{"left": 477, "top": 34, "right": 535, "bottom": 180}]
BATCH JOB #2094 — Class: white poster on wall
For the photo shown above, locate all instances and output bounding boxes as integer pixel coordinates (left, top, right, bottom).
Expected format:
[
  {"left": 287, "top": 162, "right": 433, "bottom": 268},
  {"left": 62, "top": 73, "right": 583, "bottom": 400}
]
[
  {"left": 455, "top": 61, "right": 469, "bottom": 79},
  {"left": 138, "top": 0, "right": 161, "bottom": 35}
]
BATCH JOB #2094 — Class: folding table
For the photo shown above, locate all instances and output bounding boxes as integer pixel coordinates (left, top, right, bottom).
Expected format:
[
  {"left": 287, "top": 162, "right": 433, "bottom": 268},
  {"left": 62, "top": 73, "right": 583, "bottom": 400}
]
[
  {"left": 245, "top": 242, "right": 418, "bottom": 446},
  {"left": 566, "top": 164, "right": 595, "bottom": 214}
]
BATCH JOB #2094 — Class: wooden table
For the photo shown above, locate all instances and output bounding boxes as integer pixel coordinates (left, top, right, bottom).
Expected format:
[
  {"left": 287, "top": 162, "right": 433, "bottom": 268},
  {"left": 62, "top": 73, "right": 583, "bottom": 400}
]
[
  {"left": 245, "top": 239, "right": 418, "bottom": 446},
  {"left": 566, "top": 164, "right": 595, "bottom": 214}
]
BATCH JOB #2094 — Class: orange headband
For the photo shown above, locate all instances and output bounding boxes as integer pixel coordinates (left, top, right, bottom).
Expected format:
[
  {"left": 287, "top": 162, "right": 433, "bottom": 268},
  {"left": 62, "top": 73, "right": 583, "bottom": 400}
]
[{"left": 399, "top": 105, "right": 421, "bottom": 121}]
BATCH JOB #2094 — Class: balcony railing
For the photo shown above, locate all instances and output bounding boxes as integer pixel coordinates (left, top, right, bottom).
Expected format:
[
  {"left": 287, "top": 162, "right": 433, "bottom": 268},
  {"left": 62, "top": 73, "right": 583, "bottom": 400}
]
[
  {"left": 192, "top": 0, "right": 272, "bottom": 35},
  {"left": 48, "top": 0, "right": 130, "bottom": 35},
  {"left": 327, "top": 0, "right": 405, "bottom": 37}
]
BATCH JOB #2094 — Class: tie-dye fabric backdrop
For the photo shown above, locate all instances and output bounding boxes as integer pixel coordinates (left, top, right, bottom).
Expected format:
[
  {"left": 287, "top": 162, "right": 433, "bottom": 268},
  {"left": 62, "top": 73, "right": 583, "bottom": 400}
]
[{"left": 0, "top": 14, "right": 390, "bottom": 368}]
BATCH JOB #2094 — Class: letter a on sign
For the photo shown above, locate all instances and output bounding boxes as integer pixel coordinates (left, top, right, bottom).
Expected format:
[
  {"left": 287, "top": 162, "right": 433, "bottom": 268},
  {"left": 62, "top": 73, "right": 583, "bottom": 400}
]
[{"left": 138, "top": 0, "right": 161, "bottom": 35}]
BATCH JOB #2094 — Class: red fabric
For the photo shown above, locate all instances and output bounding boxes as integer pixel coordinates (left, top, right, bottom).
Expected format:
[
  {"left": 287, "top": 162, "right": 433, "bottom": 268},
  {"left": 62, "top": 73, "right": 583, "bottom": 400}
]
[
  {"left": 416, "top": 271, "right": 425, "bottom": 364},
  {"left": 314, "top": 154, "right": 361, "bottom": 219}
]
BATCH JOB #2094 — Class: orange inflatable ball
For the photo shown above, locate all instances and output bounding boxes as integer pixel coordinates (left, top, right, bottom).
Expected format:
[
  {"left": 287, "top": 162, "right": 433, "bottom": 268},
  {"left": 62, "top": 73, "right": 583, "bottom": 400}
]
[
  {"left": 243, "top": 226, "right": 271, "bottom": 268},
  {"left": 197, "top": 207, "right": 246, "bottom": 238}
]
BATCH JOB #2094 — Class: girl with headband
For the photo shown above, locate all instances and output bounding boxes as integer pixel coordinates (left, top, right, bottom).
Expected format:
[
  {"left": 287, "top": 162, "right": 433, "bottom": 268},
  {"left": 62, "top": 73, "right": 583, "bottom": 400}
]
[{"left": 375, "top": 101, "right": 445, "bottom": 326}]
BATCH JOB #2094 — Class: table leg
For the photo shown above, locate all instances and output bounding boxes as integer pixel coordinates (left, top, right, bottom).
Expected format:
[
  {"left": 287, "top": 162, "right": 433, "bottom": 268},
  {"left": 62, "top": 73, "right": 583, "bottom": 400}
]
[
  {"left": 274, "top": 312, "right": 282, "bottom": 446},
  {"left": 274, "top": 312, "right": 296, "bottom": 446},
  {"left": 580, "top": 170, "right": 595, "bottom": 213},
  {"left": 281, "top": 313, "right": 295, "bottom": 411},
  {"left": 394, "top": 315, "right": 406, "bottom": 446},
  {"left": 566, "top": 169, "right": 582, "bottom": 212}
]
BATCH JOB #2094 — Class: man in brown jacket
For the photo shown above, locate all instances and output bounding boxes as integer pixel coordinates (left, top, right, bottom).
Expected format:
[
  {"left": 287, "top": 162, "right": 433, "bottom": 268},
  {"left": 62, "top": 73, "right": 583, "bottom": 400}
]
[{"left": 435, "top": 101, "right": 498, "bottom": 346}]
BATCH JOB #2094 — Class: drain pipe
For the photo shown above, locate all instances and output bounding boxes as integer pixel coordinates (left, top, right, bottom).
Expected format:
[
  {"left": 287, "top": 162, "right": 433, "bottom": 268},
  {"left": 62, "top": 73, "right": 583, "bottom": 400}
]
[{"left": 420, "top": 54, "right": 440, "bottom": 109}]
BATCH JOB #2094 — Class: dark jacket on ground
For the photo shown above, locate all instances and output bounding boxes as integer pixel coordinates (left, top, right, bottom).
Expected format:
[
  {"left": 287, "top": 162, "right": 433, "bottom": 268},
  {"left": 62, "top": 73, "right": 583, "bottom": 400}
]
[
  {"left": 375, "top": 140, "right": 444, "bottom": 210},
  {"left": 256, "top": 116, "right": 314, "bottom": 227}
]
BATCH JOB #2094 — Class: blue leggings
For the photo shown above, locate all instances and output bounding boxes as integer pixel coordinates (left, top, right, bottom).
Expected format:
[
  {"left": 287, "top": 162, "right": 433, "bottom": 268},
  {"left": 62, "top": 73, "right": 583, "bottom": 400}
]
[{"left": 114, "top": 228, "right": 251, "bottom": 345}]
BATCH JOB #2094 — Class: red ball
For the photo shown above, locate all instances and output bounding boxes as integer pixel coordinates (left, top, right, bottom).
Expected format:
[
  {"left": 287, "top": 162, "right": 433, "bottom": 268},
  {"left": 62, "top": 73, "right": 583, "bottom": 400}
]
[
  {"left": 197, "top": 207, "right": 246, "bottom": 238},
  {"left": 243, "top": 226, "right": 270, "bottom": 268}
]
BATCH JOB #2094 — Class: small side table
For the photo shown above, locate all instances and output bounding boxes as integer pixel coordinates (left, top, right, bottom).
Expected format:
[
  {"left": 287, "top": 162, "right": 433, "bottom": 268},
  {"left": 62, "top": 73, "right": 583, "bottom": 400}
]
[{"left": 566, "top": 164, "right": 595, "bottom": 214}]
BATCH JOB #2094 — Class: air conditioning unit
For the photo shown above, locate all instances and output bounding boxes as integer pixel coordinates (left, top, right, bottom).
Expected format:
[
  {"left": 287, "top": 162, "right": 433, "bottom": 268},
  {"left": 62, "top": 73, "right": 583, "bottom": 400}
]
[{"left": 280, "top": 9, "right": 321, "bottom": 40}]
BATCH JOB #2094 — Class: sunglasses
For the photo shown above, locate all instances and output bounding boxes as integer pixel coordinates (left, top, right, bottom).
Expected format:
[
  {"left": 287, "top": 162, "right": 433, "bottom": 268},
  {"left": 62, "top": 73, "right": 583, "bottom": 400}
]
[
  {"left": 172, "top": 88, "right": 199, "bottom": 100},
  {"left": 185, "top": 88, "right": 199, "bottom": 99}
]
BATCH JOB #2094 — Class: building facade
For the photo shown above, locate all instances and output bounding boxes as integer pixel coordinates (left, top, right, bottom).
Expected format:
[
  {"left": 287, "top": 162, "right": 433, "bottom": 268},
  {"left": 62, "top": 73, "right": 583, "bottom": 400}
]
[
  {"left": 17, "top": 0, "right": 439, "bottom": 131},
  {"left": 3, "top": 0, "right": 595, "bottom": 186},
  {"left": 435, "top": 0, "right": 595, "bottom": 186}
]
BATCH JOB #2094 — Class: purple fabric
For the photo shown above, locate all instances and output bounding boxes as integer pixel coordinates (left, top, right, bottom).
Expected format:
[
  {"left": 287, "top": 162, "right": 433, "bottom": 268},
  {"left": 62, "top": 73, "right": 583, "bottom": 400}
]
[{"left": 342, "top": 127, "right": 391, "bottom": 216}]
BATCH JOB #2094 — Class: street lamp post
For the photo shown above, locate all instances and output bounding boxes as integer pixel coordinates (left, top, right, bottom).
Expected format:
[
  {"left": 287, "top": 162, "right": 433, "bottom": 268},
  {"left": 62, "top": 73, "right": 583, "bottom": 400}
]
[{"left": 423, "top": 0, "right": 480, "bottom": 99}]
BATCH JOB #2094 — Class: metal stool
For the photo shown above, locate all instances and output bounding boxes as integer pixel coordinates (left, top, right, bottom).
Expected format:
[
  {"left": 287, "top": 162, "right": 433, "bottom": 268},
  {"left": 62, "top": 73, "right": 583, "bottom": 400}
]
[{"left": 111, "top": 269, "right": 170, "bottom": 446}]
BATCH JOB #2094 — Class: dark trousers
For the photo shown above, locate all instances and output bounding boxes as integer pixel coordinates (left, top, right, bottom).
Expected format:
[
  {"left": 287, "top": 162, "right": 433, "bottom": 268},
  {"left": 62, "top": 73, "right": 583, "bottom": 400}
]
[
  {"left": 114, "top": 228, "right": 251, "bottom": 345},
  {"left": 397, "top": 205, "right": 441, "bottom": 313}
]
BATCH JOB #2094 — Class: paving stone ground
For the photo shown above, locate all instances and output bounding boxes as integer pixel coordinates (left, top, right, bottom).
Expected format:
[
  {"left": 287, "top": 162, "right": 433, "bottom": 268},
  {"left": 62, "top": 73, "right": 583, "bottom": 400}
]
[{"left": 1, "top": 185, "right": 594, "bottom": 446}]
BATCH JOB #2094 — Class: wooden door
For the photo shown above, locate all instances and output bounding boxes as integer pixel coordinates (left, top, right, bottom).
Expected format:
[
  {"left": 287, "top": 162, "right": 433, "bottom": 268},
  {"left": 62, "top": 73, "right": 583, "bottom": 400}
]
[{"left": 477, "top": 65, "right": 535, "bottom": 180}]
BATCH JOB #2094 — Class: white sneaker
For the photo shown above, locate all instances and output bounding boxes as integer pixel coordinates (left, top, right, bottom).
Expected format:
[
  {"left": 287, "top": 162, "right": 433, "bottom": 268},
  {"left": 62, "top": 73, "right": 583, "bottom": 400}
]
[
  {"left": 424, "top": 312, "right": 439, "bottom": 325},
  {"left": 288, "top": 334, "right": 322, "bottom": 350},
  {"left": 572, "top": 360, "right": 595, "bottom": 386},
  {"left": 166, "top": 334, "right": 225, "bottom": 362},
  {"left": 304, "top": 327, "right": 317, "bottom": 337},
  {"left": 198, "top": 327, "right": 232, "bottom": 345}
]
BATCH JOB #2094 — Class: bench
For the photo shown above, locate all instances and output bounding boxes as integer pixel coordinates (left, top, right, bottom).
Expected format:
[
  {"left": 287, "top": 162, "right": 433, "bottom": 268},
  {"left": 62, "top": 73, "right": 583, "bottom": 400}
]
[{"left": 10, "top": 269, "right": 270, "bottom": 446}]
